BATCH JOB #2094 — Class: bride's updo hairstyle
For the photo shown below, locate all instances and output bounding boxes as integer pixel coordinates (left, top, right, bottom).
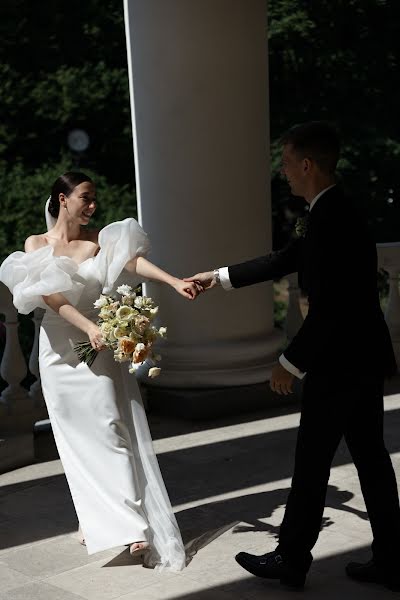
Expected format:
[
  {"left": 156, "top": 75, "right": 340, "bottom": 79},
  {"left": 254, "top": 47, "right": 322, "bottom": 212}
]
[{"left": 48, "top": 172, "right": 93, "bottom": 218}]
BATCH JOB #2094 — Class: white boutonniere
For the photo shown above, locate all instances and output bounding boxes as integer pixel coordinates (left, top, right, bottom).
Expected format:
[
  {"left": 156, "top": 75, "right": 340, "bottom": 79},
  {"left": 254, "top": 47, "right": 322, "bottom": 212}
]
[{"left": 295, "top": 216, "right": 308, "bottom": 238}]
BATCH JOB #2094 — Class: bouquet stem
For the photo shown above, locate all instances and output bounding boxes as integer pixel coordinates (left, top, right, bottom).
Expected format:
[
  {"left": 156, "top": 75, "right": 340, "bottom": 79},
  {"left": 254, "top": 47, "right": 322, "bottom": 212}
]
[{"left": 74, "top": 341, "right": 98, "bottom": 367}]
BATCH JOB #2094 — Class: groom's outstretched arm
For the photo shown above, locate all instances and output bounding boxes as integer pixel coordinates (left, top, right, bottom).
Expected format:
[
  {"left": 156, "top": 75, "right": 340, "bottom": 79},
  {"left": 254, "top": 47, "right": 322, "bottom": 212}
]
[
  {"left": 227, "top": 238, "right": 301, "bottom": 289},
  {"left": 184, "top": 238, "right": 305, "bottom": 390},
  {"left": 184, "top": 238, "right": 301, "bottom": 291}
]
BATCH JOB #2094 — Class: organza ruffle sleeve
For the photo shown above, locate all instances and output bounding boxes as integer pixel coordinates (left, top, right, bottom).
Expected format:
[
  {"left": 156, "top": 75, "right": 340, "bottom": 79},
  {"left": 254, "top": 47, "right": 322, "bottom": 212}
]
[
  {"left": 93, "top": 218, "right": 150, "bottom": 294},
  {"left": 0, "top": 246, "right": 83, "bottom": 314}
]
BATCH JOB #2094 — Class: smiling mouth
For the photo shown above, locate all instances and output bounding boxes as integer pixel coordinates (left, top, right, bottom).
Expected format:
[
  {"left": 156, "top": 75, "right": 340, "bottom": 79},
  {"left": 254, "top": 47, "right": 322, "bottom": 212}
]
[{"left": 82, "top": 212, "right": 93, "bottom": 218}]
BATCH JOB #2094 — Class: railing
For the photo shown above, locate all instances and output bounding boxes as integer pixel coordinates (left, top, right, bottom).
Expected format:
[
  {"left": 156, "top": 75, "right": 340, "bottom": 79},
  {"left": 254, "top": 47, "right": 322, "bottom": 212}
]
[
  {"left": 377, "top": 243, "right": 400, "bottom": 368},
  {"left": 0, "top": 282, "right": 47, "bottom": 471},
  {"left": 284, "top": 244, "right": 400, "bottom": 370},
  {"left": 0, "top": 243, "right": 399, "bottom": 471}
]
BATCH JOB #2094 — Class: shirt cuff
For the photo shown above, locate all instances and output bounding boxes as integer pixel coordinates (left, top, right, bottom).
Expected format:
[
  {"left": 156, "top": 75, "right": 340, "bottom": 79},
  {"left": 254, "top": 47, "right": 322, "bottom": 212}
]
[
  {"left": 279, "top": 353, "right": 306, "bottom": 380},
  {"left": 218, "top": 267, "right": 233, "bottom": 291}
]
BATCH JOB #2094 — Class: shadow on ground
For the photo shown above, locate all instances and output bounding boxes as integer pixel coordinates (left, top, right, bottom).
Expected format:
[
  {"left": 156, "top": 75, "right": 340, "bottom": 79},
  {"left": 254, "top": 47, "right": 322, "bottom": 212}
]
[{"left": 0, "top": 391, "right": 398, "bottom": 560}]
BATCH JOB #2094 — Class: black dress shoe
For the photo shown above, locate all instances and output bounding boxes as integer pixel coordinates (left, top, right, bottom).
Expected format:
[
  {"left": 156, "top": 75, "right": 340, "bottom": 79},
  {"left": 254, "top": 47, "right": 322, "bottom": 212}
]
[
  {"left": 235, "top": 550, "right": 307, "bottom": 589},
  {"left": 346, "top": 559, "right": 400, "bottom": 592}
]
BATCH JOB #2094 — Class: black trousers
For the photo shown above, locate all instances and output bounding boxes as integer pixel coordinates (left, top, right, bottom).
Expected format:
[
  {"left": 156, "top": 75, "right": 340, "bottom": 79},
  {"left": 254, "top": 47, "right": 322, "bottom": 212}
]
[{"left": 277, "top": 374, "right": 400, "bottom": 571}]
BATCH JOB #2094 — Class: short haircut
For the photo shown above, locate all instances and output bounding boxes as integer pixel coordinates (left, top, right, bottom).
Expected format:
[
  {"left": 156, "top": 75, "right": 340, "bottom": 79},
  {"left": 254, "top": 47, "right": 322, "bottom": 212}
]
[{"left": 281, "top": 121, "right": 340, "bottom": 174}]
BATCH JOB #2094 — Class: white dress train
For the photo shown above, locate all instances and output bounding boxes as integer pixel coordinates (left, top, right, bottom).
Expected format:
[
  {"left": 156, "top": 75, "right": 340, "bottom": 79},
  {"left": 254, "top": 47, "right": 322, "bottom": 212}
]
[{"left": 0, "top": 218, "right": 186, "bottom": 571}]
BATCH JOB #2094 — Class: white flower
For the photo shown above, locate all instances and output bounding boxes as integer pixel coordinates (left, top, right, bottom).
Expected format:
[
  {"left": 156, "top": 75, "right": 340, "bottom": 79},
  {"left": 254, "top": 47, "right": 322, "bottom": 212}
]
[
  {"left": 148, "top": 367, "right": 161, "bottom": 378},
  {"left": 134, "top": 296, "right": 144, "bottom": 309},
  {"left": 149, "top": 307, "right": 159, "bottom": 316},
  {"left": 99, "top": 304, "right": 117, "bottom": 319},
  {"left": 114, "top": 325, "right": 128, "bottom": 339},
  {"left": 129, "top": 362, "right": 141, "bottom": 374},
  {"left": 100, "top": 322, "right": 116, "bottom": 342},
  {"left": 116, "top": 306, "right": 134, "bottom": 320},
  {"left": 117, "top": 284, "right": 133, "bottom": 296},
  {"left": 158, "top": 327, "right": 167, "bottom": 338},
  {"left": 93, "top": 295, "right": 109, "bottom": 308}
]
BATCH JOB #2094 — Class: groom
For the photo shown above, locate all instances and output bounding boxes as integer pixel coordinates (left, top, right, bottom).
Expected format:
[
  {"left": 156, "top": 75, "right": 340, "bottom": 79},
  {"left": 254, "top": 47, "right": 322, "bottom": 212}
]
[{"left": 185, "top": 121, "right": 400, "bottom": 591}]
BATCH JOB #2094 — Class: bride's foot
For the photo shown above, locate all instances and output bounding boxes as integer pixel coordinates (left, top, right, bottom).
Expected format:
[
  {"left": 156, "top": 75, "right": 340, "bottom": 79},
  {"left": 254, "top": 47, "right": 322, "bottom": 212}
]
[{"left": 129, "top": 541, "right": 150, "bottom": 556}]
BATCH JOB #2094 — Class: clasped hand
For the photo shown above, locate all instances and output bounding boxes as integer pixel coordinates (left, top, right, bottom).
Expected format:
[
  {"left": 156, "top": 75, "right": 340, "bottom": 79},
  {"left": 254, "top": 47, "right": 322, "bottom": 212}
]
[
  {"left": 183, "top": 271, "right": 216, "bottom": 290},
  {"left": 182, "top": 271, "right": 295, "bottom": 396},
  {"left": 171, "top": 278, "right": 204, "bottom": 300}
]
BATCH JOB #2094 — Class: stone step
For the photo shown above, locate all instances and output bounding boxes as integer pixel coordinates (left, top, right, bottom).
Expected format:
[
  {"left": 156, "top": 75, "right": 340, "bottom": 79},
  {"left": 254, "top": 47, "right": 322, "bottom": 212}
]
[{"left": 0, "top": 434, "right": 34, "bottom": 474}]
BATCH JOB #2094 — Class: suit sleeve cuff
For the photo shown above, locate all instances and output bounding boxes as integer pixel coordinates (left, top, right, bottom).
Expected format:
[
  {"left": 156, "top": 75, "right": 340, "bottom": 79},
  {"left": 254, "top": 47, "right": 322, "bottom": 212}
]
[
  {"left": 218, "top": 267, "right": 233, "bottom": 291},
  {"left": 279, "top": 353, "right": 306, "bottom": 380}
]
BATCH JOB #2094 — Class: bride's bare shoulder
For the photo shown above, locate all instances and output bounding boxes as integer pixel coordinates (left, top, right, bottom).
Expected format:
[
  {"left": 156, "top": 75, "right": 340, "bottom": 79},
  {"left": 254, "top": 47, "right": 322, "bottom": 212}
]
[{"left": 24, "top": 234, "right": 48, "bottom": 253}]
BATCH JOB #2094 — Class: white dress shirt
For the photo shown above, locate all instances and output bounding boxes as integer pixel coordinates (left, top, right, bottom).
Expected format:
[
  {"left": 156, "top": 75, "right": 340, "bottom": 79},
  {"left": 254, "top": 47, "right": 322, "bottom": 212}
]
[{"left": 217, "top": 185, "right": 336, "bottom": 379}]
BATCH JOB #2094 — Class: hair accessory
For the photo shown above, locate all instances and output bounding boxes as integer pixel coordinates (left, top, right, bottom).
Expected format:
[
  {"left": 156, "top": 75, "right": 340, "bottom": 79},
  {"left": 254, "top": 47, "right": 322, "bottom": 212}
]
[{"left": 45, "top": 195, "right": 57, "bottom": 232}]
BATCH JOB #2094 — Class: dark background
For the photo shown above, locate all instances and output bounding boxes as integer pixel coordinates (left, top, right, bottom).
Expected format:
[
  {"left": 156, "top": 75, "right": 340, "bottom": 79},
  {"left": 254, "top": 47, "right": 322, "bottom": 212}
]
[{"left": 1, "top": 0, "right": 400, "bottom": 259}]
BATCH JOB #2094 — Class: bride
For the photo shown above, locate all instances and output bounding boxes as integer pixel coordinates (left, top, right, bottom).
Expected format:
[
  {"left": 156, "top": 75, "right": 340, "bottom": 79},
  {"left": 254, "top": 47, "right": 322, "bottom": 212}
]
[{"left": 0, "top": 171, "right": 199, "bottom": 571}]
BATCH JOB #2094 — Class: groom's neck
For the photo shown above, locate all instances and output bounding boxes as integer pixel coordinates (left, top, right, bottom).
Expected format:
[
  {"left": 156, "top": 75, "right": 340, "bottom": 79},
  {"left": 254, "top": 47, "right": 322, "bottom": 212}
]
[{"left": 304, "top": 175, "right": 336, "bottom": 204}]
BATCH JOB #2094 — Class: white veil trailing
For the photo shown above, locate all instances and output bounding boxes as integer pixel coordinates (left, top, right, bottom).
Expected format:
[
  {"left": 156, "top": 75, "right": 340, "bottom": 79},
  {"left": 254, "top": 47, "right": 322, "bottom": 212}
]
[{"left": 45, "top": 196, "right": 57, "bottom": 232}]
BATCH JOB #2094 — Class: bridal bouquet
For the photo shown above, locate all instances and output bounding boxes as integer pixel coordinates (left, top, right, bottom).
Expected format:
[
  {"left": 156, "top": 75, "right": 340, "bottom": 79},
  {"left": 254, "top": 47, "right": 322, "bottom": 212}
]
[{"left": 74, "top": 284, "right": 166, "bottom": 377}]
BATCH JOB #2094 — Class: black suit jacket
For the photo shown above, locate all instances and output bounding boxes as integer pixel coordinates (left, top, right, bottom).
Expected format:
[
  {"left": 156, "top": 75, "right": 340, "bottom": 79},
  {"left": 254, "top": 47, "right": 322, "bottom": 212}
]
[{"left": 228, "top": 186, "right": 397, "bottom": 378}]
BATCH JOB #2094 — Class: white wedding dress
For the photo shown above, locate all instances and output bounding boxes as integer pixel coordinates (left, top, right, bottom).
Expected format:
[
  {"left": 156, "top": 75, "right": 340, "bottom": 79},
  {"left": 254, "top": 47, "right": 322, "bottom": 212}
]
[{"left": 0, "top": 218, "right": 186, "bottom": 571}]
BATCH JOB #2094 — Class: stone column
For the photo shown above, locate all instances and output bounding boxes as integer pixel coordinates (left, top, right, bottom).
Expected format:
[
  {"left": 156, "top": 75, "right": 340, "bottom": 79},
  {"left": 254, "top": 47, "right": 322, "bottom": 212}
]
[{"left": 124, "top": 0, "right": 284, "bottom": 414}]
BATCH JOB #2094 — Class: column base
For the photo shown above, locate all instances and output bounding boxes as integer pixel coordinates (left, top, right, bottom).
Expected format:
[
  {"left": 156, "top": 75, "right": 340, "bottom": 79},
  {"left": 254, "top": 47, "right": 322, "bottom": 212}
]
[
  {"left": 143, "top": 330, "right": 286, "bottom": 389},
  {"left": 142, "top": 378, "right": 303, "bottom": 420}
]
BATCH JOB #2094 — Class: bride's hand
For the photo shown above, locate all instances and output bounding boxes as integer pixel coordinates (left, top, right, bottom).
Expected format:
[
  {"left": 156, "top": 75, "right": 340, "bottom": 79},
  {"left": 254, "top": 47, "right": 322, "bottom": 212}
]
[
  {"left": 86, "top": 323, "right": 106, "bottom": 350},
  {"left": 183, "top": 271, "right": 216, "bottom": 291},
  {"left": 171, "top": 278, "right": 202, "bottom": 300}
]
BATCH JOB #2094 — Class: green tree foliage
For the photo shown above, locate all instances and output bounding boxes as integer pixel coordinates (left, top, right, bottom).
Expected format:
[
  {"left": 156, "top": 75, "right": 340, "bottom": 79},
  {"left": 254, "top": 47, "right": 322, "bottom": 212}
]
[
  {"left": 1, "top": 0, "right": 399, "bottom": 262},
  {"left": 268, "top": 0, "right": 400, "bottom": 246},
  {"left": 0, "top": 0, "right": 136, "bottom": 260},
  {"left": 0, "top": 0, "right": 132, "bottom": 178},
  {"left": 0, "top": 158, "right": 137, "bottom": 261}
]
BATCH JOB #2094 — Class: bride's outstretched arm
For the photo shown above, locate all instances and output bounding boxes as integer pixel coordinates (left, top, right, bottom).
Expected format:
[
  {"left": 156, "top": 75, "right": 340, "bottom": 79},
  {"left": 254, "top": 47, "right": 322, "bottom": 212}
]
[
  {"left": 125, "top": 256, "right": 200, "bottom": 300},
  {"left": 42, "top": 293, "right": 104, "bottom": 350}
]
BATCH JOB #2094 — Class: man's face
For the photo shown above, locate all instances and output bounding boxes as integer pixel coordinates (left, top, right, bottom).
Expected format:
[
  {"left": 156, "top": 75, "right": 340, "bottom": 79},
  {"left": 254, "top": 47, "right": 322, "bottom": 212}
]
[{"left": 280, "top": 144, "right": 306, "bottom": 197}]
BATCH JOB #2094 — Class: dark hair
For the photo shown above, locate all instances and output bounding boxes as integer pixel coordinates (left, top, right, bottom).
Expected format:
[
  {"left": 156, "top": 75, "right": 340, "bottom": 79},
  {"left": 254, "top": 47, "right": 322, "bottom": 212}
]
[
  {"left": 280, "top": 121, "right": 340, "bottom": 174},
  {"left": 48, "top": 171, "right": 93, "bottom": 218}
]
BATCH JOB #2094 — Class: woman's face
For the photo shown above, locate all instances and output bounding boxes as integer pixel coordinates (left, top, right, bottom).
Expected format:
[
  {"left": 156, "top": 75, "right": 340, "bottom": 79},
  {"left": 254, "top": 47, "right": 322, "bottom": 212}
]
[{"left": 61, "top": 181, "right": 97, "bottom": 225}]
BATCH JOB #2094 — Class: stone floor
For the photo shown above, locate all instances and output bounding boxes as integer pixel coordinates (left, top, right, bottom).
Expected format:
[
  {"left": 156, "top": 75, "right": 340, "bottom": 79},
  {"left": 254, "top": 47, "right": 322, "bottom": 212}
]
[{"left": 1, "top": 388, "right": 400, "bottom": 599}]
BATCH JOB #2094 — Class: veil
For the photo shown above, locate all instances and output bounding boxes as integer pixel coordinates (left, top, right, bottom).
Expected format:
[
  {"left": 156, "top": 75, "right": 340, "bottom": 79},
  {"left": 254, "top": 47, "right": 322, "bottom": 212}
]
[{"left": 45, "top": 196, "right": 57, "bottom": 232}]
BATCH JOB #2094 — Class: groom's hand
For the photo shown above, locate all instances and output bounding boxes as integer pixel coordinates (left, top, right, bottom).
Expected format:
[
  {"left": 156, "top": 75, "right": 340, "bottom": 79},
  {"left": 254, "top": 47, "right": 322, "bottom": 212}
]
[
  {"left": 183, "top": 271, "right": 216, "bottom": 291},
  {"left": 270, "top": 363, "right": 294, "bottom": 395}
]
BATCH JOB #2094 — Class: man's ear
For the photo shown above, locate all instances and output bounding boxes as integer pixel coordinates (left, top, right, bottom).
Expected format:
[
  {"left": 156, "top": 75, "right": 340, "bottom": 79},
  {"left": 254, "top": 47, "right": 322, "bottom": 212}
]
[{"left": 303, "top": 158, "right": 312, "bottom": 173}]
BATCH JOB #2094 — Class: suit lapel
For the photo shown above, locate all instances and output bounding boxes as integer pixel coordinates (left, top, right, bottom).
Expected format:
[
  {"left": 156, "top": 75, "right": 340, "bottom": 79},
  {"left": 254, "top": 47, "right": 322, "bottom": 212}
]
[{"left": 299, "top": 186, "right": 343, "bottom": 294}]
